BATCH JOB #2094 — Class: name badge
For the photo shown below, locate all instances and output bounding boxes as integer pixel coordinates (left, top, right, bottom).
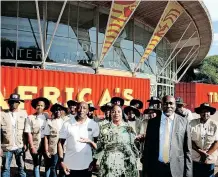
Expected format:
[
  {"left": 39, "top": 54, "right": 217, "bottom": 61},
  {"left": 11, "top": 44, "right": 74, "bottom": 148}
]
[{"left": 88, "top": 128, "right": 92, "bottom": 131}]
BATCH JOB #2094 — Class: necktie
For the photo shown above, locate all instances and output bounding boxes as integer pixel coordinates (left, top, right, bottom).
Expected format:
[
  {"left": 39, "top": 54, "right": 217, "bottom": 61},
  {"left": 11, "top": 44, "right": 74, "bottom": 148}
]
[{"left": 163, "top": 117, "right": 170, "bottom": 163}]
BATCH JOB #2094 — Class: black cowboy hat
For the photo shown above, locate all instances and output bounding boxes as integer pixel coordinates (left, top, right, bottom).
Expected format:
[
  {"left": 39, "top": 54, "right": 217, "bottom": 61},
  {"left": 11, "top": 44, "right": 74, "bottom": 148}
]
[
  {"left": 67, "top": 100, "right": 78, "bottom": 107},
  {"left": 147, "top": 96, "right": 161, "bottom": 104},
  {"left": 100, "top": 102, "right": 112, "bottom": 112},
  {"left": 175, "top": 97, "right": 186, "bottom": 105},
  {"left": 194, "top": 103, "right": 216, "bottom": 115},
  {"left": 88, "top": 103, "right": 97, "bottom": 111},
  {"left": 130, "top": 99, "right": 143, "bottom": 109},
  {"left": 4, "top": 93, "right": 24, "bottom": 102},
  {"left": 62, "top": 106, "right": 69, "bottom": 114},
  {"left": 124, "top": 106, "right": 140, "bottom": 117},
  {"left": 111, "top": 97, "right": 124, "bottom": 106},
  {"left": 143, "top": 105, "right": 162, "bottom": 115},
  {"left": 31, "top": 97, "right": 50, "bottom": 110},
  {"left": 50, "top": 103, "right": 65, "bottom": 113}
]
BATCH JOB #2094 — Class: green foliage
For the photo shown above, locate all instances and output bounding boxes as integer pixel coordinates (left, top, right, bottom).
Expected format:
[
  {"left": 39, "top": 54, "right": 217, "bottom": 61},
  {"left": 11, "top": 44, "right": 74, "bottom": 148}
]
[{"left": 196, "top": 55, "right": 218, "bottom": 84}]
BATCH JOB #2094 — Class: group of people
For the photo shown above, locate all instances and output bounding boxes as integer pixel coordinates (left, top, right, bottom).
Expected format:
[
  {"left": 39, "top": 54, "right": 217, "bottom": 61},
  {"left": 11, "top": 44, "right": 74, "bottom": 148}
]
[{"left": 0, "top": 92, "right": 218, "bottom": 177}]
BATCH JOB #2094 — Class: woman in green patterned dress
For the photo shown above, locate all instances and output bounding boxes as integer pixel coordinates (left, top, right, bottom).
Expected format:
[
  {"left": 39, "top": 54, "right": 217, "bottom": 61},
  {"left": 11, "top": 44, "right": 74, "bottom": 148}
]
[{"left": 94, "top": 105, "right": 139, "bottom": 177}]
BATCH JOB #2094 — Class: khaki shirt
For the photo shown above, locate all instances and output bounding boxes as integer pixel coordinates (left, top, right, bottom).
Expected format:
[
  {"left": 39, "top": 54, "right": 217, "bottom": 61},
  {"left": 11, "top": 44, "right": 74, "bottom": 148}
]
[
  {"left": 190, "top": 118, "right": 218, "bottom": 164},
  {"left": 24, "top": 113, "right": 49, "bottom": 150},
  {"left": 1, "top": 109, "right": 27, "bottom": 151},
  {"left": 44, "top": 118, "right": 64, "bottom": 155}
]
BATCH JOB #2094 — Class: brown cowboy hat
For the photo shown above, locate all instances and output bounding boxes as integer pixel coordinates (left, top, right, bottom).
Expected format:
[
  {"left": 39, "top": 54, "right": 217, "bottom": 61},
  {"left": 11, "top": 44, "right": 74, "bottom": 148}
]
[
  {"left": 31, "top": 97, "right": 50, "bottom": 110},
  {"left": 111, "top": 97, "right": 124, "bottom": 106},
  {"left": 195, "top": 103, "right": 216, "bottom": 115},
  {"left": 5, "top": 93, "right": 24, "bottom": 102},
  {"left": 176, "top": 97, "right": 187, "bottom": 105},
  {"left": 130, "top": 99, "right": 143, "bottom": 109},
  {"left": 100, "top": 102, "right": 112, "bottom": 112},
  {"left": 124, "top": 106, "right": 140, "bottom": 117},
  {"left": 143, "top": 105, "right": 162, "bottom": 115}
]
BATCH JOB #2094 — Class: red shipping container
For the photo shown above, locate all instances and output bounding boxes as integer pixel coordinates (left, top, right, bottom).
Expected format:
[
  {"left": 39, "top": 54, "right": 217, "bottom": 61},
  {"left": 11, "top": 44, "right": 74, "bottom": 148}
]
[
  {"left": 1, "top": 66, "right": 150, "bottom": 115},
  {"left": 176, "top": 83, "right": 218, "bottom": 112}
]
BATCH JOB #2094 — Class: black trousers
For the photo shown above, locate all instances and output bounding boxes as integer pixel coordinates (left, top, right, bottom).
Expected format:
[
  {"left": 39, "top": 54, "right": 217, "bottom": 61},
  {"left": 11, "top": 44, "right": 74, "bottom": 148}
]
[
  {"left": 193, "top": 162, "right": 215, "bottom": 177},
  {"left": 68, "top": 169, "right": 92, "bottom": 177},
  {"left": 155, "top": 161, "right": 172, "bottom": 177}
]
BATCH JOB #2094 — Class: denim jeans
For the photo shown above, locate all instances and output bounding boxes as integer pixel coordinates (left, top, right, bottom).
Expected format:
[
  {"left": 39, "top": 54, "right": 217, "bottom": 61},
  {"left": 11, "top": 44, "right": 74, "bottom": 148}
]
[
  {"left": 45, "top": 153, "right": 58, "bottom": 177},
  {"left": 31, "top": 153, "right": 43, "bottom": 177},
  {"left": 1, "top": 148, "right": 26, "bottom": 177}
]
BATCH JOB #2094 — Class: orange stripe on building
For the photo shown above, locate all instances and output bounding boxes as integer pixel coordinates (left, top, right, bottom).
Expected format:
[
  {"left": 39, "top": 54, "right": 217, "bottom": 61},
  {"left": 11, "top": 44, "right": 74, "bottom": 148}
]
[
  {"left": 105, "top": 41, "right": 113, "bottom": 45},
  {"left": 109, "top": 23, "right": 123, "bottom": 28},
  {"left": 106, "top": 35, "right": 116, "bottom": 39},
  {"left": 111, "top": 16, "right": 126, "bottom": 22},
  {"left": 112, "top": 8, "right": 122, "bottom": 14},
  {"left": 108, "top": 29, "right": 120, "bottom": 34}
]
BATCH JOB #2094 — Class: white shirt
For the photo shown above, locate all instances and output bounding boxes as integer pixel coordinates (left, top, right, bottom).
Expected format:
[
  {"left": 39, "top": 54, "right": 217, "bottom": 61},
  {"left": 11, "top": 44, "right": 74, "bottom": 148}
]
[
  {"left": 9, "top": 112, "right": 19, "bottom": 150},
  {"left": 25, "top": 114, "right": 48, "bottom": 138},
  {"left": 44, "top": 118, "right": 64, "bottom": 136},
  {"left": 59, "top": 115, "right": 100, "bottom": 170},
  {"left": 158, "top": 113, "right": 175, "bottom": 162}
]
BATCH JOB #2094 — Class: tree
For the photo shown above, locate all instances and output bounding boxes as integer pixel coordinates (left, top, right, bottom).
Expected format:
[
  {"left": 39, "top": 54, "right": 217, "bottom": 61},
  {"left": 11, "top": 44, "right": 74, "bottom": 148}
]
[{"left": 195, "top": 55, "right": 218, "bottom": 84}]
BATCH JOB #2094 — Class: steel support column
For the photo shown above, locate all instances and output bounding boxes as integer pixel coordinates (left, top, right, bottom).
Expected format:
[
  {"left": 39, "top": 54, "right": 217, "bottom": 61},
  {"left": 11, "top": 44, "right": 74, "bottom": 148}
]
[
  {"left": 176, "top": 52, "right": 199, "bottom": 83},
  {"left": 172, "top": 45, "right": 200, "bottom": 80},
  {"left": 157, "top": 21, "right": 192, "bottom": 75},
  {"left": 43, "top": 0, "right": 68, "bottom": 64},
  {"left": 158, "top": 30, "right": 196, "bottom": 77},
  {"left": 176, "top": 45, "right": 196, "bottom": 72},
  {"left": 43, "top": 1, "right": 47, "bottom": 53},
  {"left": 16, "top": 1, "right": 19, "bottom": 67},
  {"left": 95, "top": 6, "right": 99, "bottom": 73},
  {"left": 35, "top": 0, "right": 45, "bottom": 68}
]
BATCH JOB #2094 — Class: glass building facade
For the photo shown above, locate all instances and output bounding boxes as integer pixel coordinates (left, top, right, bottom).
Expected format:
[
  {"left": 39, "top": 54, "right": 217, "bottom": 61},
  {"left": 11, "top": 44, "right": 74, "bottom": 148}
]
[{"left": 1, "top": 1, "right": 176, "bottom": 97}]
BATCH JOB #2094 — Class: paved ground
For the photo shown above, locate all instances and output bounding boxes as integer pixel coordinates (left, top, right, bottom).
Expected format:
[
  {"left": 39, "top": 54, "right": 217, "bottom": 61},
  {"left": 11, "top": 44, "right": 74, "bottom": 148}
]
[{"left": 3, "top": 111, "right": 218, "bottom": 176}]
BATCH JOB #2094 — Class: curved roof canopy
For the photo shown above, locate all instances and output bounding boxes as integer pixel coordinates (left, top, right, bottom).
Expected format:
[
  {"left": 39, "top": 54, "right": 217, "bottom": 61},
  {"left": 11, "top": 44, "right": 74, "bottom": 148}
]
[{"left": 93, "top": 1, "right": 213, "bottom": 68}]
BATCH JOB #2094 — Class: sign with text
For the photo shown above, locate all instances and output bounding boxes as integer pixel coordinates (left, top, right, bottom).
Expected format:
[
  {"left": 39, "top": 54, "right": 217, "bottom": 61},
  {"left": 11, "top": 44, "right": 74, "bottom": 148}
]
[{"left": 1, "top": 66, "right": 150, "bottom": 114}]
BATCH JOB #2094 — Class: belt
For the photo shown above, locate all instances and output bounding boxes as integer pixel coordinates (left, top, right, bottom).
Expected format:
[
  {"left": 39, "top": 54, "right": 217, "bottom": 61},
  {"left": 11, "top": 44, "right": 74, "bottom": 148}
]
[{"left": 158, "top": 161, "right": 170, "bottom": 166}]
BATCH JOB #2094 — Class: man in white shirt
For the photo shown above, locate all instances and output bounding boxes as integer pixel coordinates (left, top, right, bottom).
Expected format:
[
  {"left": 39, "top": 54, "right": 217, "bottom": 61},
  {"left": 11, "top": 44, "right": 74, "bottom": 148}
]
[{"left": 58, "top": 101, "right": 99, "bottom": 177}]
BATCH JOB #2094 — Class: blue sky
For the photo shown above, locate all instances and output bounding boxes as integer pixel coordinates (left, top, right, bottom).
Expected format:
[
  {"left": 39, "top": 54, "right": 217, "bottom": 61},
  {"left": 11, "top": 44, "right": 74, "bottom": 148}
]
[{"left": 204, "top": 0, "right": 218, "bottom": 56}]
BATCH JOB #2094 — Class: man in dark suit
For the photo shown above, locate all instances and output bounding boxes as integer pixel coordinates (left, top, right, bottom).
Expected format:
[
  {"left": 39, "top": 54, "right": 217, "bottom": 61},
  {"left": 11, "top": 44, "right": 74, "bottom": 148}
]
[{"left": 142, "top": 95, "right": 192, "bottom": 177}]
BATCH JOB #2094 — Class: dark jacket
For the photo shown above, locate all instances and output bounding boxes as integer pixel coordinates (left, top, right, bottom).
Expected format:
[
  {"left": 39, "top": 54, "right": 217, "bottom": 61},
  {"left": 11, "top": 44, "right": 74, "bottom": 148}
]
[{"left": 142, "top": 113, "right": 193, "bottom": 177}]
